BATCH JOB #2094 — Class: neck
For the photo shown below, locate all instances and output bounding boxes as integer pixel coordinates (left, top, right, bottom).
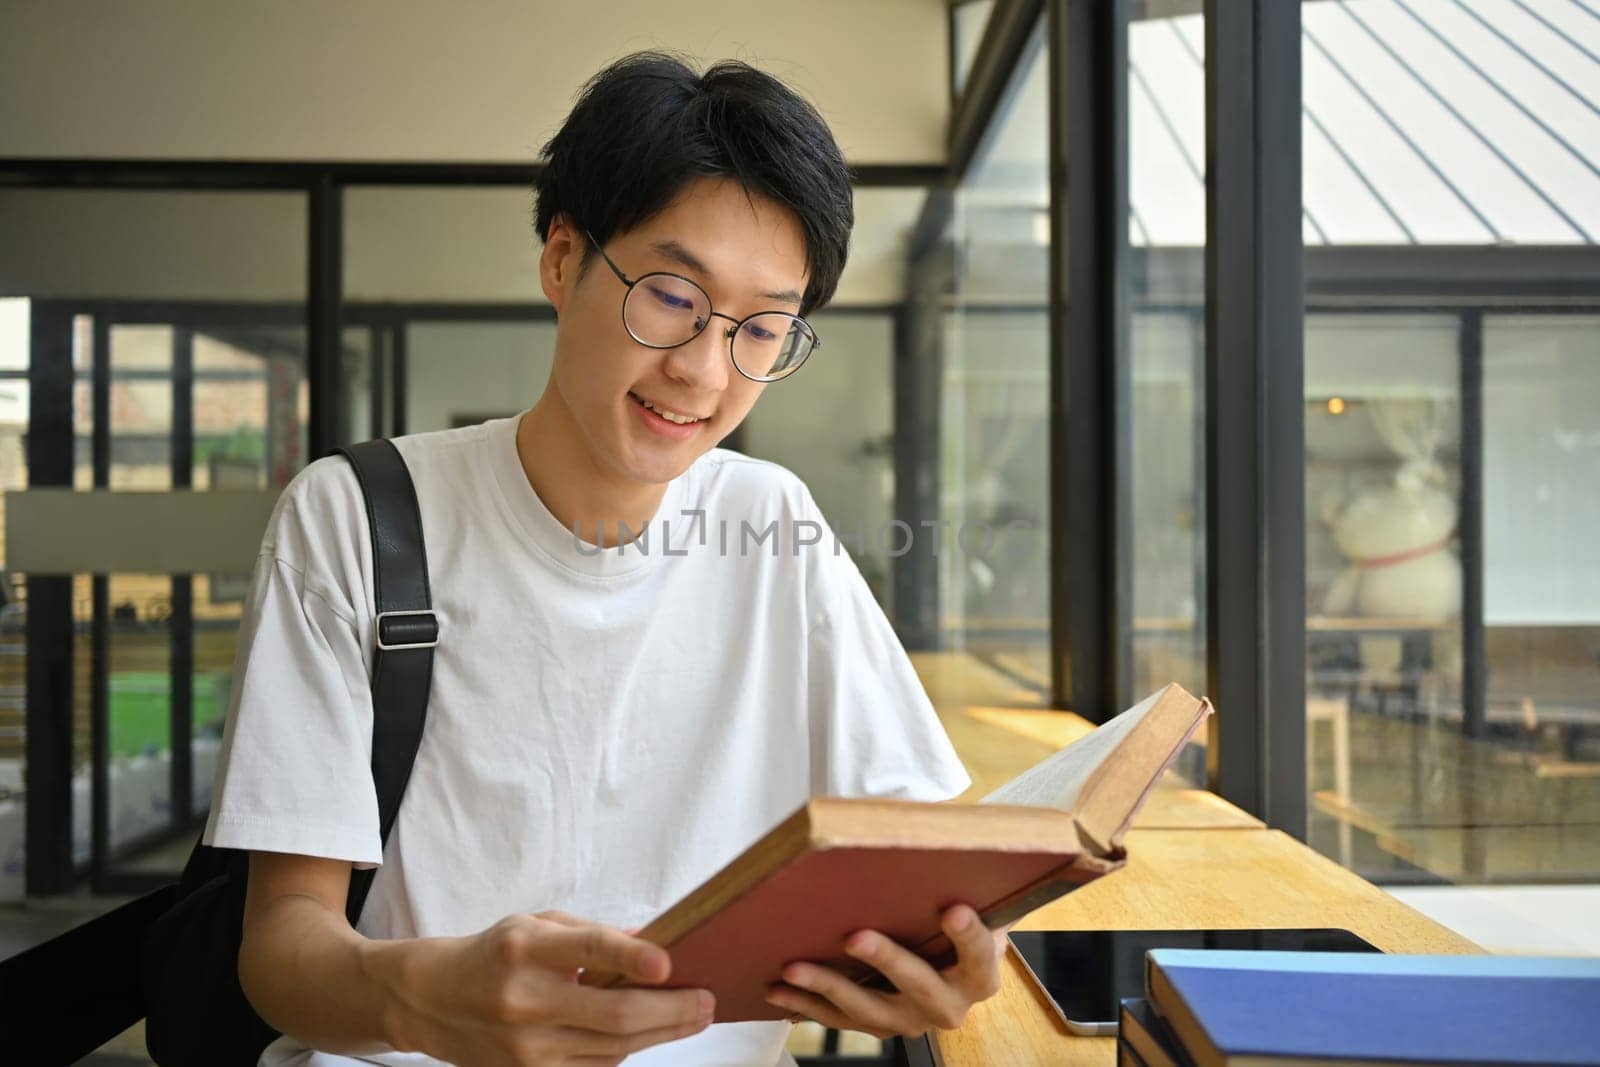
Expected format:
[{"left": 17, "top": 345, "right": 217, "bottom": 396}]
[{"left": 515, "top": 392, "right": 668, "bottom": 549}]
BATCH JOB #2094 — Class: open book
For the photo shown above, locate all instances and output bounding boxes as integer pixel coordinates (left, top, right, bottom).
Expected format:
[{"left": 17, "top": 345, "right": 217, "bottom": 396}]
[{"left": 583, "top": 683, "right": 1212, "bottom": 1021}]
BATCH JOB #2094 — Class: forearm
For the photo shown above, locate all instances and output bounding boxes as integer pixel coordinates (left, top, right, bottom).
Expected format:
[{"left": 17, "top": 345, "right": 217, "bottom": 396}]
[{"left": 238, "top": 891, "right": 443, "bottom": 1056}]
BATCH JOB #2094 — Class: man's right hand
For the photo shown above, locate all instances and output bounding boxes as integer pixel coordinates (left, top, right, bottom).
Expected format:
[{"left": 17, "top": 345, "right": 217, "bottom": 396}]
[
  {"left": 381, "top": 910, "right": 715, "bottom": 1066},
  {"left": 239, "top": 852, "right": 712, "bottom": 1067}
]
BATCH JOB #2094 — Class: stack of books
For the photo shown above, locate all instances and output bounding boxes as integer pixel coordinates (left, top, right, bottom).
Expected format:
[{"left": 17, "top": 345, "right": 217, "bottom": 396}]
[{"left": 1118, "top": 950, "right": 1600, "bottom": 1067}]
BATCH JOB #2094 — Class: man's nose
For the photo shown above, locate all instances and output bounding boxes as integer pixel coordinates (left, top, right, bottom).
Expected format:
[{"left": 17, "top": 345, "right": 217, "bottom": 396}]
[{"left": 661, "top": 318, "right": 733, "bottom": 392}]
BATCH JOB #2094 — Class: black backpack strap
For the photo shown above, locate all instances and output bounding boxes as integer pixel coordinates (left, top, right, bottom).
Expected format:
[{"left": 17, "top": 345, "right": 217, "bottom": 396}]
[{"left": 335, "top": 439, "right": 438, "bottom": 927}]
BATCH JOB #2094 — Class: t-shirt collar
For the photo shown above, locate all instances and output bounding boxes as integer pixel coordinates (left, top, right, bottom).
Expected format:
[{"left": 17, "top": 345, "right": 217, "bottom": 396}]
[{"left": 484, "top": 409, "right": 692, "bottom": 579}]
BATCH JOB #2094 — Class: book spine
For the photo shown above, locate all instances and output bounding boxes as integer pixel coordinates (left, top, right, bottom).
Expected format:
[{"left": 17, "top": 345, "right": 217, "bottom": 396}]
[{"left": 1146, "top": 962, "right": 1218, "bottom": 1067}]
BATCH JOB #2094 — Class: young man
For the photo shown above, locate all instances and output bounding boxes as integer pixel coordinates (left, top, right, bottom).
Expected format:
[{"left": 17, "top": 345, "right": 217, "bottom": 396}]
[{"left": 206, "top": 52, "right": 1002, "bottom": 1066}]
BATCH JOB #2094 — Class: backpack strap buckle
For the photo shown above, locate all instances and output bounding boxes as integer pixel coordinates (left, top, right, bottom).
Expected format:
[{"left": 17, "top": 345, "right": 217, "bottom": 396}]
[{"left": 376, "top": 609, "right": 440, "bottom": 651}]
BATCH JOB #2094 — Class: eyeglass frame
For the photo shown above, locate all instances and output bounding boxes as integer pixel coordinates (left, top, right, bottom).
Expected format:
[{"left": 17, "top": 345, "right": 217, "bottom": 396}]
[{"left": 581, "top": 228, "right": 821, "bottom": 383}]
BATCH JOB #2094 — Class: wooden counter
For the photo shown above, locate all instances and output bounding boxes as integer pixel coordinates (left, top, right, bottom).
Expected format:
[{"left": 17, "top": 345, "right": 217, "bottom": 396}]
[
  {"left": 933, "top": 829, "right": 1480, "bottom": 1065},
  {"left": 903, "top": 652, "right": 1479, "bottom": 1066}
]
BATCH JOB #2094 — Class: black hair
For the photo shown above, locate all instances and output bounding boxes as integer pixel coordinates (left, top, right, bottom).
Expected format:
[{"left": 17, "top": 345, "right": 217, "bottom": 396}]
[{"left": 533, "top": 50, "right": 853, "bottom": 316}]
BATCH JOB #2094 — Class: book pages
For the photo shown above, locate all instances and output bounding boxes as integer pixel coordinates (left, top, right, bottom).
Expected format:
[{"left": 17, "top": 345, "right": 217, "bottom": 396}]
[{"left": 977, "top": 688, "right": 1165, "bottom": 813}]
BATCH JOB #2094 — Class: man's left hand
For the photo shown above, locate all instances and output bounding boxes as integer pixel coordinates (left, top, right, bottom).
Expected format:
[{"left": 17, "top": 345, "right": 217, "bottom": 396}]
[{"left": 762, "top": 904, "right": 1008, "bottom": 1039}]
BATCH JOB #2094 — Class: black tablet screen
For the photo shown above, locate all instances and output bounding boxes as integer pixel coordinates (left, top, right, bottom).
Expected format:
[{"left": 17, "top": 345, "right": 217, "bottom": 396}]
[{"left": 1008, "top": 927, "right": 1381, "bottom": 1026}]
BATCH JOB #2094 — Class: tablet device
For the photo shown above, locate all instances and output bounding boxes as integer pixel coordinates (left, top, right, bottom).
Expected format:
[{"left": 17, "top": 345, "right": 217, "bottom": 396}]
[{"left": 1008, "top": 927, "right": 1381, "bottom": 1036}]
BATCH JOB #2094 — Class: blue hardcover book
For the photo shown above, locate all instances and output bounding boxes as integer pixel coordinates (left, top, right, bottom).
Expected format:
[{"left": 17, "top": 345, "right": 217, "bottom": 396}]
[{"left": 1145, "top": 951, "right": 1600, "bottom": 1067}]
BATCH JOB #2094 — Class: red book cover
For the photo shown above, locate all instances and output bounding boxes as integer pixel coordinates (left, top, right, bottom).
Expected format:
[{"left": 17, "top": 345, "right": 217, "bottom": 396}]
[{"left": 584, "top": 683, "right": 1211, "bottom": 1022}]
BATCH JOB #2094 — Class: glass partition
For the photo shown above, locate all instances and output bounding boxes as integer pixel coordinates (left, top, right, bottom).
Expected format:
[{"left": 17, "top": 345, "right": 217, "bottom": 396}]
[
  {"left": 344, "top": 185, "right": 552, "bottom": 437},
  {"left": 943, "top": 18, "right": 1051, "bottom": 691},
  {"left": 1128, "top": 1, "right": 1206, "bottom": 713},
  {"left": 0, "top": 187, "right": 307, "bottom": 889},
  {"left": 1298, "top": 0, "right": 1600, "bottom": 886}
]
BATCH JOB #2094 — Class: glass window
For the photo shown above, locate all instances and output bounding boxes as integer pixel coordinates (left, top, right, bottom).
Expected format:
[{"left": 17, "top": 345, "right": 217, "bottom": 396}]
[
  {"left": 0, "top": 186, "right": 307, "bottom": 887},
  {"left": 1480, "top": 314, "right": 1600, "bottom": 882},
  {"left": 742, "top": 310, "right": 898, "bottom": 608},
  {"left": 108, "top": 573, "right": 173, "bottom": 851},
  {"left": 345, "top": 186, "right": 553, "bottom": 438},
  {"left": 741, "top": 187, "right": 928, "bottom": 619},
  {"left": 1482, "top": 316, "right": 1600, "bottom": 627},
  {"left": 404, "top": 321, "right": 555, "bottom": 433},
  {"left": 1305, "top": 312, "right": 1464, "bottom": 876},
  {"left": 1300, "top": 0, "right": 1600, "bottom": 888},
  {"left": 109, "top": 326, "right": 174, "bottom": 491},
  {"left": 943, "top": 19, "right": 1050, "bottom": 690},
  {"left": 1129, "top": 0, "right": 1206, "bottom": 714}
]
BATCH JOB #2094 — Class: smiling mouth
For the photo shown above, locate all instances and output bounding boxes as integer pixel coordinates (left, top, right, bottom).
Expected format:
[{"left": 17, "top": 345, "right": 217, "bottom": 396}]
[{"left": 629, "top": 392, "right": 708, "bottom": 426}]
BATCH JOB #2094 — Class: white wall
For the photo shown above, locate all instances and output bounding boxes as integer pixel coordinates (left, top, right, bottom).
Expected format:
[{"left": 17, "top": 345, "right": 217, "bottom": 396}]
[{"left": 0, "top": 0, "right": 949, "bottom": 166}]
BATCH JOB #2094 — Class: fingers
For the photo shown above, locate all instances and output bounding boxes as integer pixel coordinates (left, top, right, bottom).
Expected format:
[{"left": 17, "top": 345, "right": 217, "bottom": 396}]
[
  {"left": 532, "top": 909, "right": 585, "bottom": 926},
  {"left": 552, "top": 1007, "right": 716, "bottom": 1060},
  {"left": 764, "top": 910, "right": 1000, "bottom": 1039},
  {"left": 514, "top": 917, "right": 671, "bottom": 984},
  {"left": 769, "top": 960, "right": 915, "bottom": 1036},
  {"left": 842, "top": 931, "right": 966, "bottom": 1029},
  {"left": 940, "top": 905, "right": 1005, "bottom": 1003},
  {"left": 764, "top": 983, "right": 896, "bottom": 1040},
  {"left": 546, "top": 981, "right": 714, "bottom": 1036}
]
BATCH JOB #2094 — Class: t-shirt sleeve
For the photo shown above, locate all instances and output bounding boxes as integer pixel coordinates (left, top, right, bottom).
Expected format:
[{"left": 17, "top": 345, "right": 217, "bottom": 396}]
[
  {"left": 202, "top": 470, "right": 383, "bottom": 868},
  {"left": 801, "top": 494, "right": 972, "bottom": 803}
]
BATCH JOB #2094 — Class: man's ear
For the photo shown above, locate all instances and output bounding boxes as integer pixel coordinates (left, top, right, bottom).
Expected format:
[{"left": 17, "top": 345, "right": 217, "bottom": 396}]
[{"left": 539, "top": 214, "right": 582, "bottom": 314}]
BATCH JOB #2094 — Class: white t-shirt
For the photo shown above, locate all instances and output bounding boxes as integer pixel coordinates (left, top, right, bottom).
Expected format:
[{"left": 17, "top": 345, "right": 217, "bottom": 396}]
[{"left": 203, "top": 411, "right": 971, "bottom": 1067}]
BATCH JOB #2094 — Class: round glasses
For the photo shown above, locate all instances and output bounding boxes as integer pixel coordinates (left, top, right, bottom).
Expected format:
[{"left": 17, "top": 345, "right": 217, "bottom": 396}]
[{"left": 584, "top": 229, "right": 819, "bottom": 382}]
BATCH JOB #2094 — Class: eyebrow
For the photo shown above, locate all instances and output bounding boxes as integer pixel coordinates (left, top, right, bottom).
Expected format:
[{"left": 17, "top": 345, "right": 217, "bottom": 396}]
[{"left": 649, "top": 238, "right": 804, "bottom": 306}]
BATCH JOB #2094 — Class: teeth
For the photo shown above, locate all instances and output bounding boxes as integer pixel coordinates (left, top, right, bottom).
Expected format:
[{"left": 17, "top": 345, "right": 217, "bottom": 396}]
[{"left": 638, "top": 396, "right": 701, "bottom": 425}]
